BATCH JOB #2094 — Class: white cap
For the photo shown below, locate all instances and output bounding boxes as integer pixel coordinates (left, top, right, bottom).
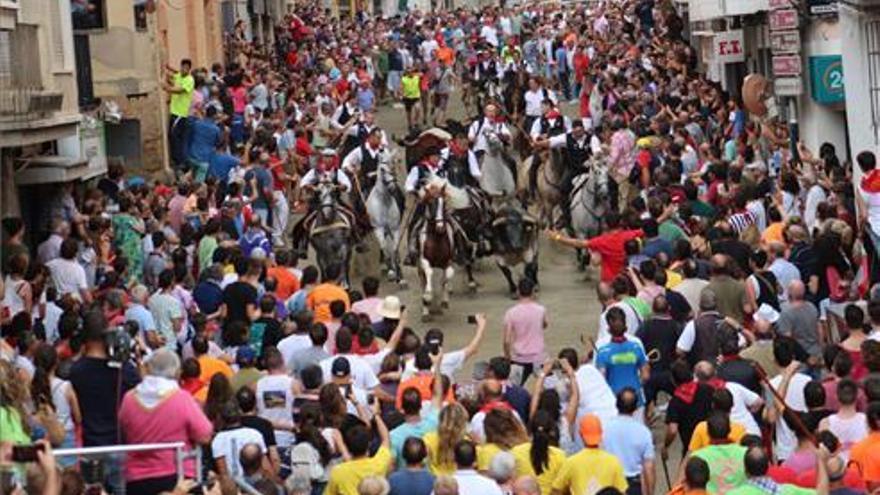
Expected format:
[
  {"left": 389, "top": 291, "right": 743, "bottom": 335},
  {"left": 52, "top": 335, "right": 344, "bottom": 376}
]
[{"left": 754, "top": 303, "right": 780, "bottom": 324}]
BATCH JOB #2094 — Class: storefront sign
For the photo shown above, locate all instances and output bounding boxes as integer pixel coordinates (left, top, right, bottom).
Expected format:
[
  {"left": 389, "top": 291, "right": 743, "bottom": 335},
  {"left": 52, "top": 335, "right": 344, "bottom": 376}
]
[
  {"left": 770, "top": 30, "right": 801, "bottom": 53},
  {"left": 809, "top": 55, "right": 844, "bottom": 104},
  {"left": 773, "top": 54, "right": 802, "bottom": 76},
  {"left": 774, "top": 77, "right": 804, "bottom": 96},
  {"left": 769, "top": 0, "right": 791, "bottom": 9},
  {"left": 713, "top": 30, "right": 745, "bottom": 64},
  {"left": 769, "top": 9, "right": 799, "bottom": 31},
  {"left": 808, "top": 0, "right": 837, "bottom": 15}
]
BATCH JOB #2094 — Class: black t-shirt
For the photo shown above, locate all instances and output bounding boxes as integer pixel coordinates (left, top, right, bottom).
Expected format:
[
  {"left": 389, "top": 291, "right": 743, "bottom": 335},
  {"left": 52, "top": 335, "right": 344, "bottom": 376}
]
[
  {"left": 718, "top": 357, "right": 762, "bottom": 395},
  {"left": 223, "top": 281, "right": 258, "bottom": 326},
  {"left": 666, "top": 383, "right": 715, "bottom": 449},
  {"left": 69, "top": 357, "right": 140, "bottom": 446},
  {"left": 636, "top": 317, "right": 682, "bottom": 372},
  {"left": 666, "top": 290, "right": 693, "bottom": 324},
  {"left": 241, "top": 415, "right": 277, "bottom": 447},
  {"left": 503, "top": 384, "right": 532, "bottom": 425},
  {"left": 258, "top": 318, "right": 284, "bottom": 355}
]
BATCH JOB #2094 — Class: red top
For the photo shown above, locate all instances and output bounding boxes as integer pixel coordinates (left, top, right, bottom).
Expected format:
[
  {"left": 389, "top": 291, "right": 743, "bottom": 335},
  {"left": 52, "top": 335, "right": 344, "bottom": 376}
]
[{"left": 585, "top": 229, "right": 644, "bottom": 282}]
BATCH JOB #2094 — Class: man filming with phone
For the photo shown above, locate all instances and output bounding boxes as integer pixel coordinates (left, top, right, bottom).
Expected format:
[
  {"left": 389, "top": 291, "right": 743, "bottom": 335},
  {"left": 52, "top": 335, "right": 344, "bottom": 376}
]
[{"left": 402, "top": 314, "right": 488, "bottom": 380}]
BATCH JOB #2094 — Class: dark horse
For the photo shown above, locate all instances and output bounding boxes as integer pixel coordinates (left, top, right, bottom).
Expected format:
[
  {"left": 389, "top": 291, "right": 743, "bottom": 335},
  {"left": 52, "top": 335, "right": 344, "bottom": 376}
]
[
  {"left": 417, "top": 182, "right": 456, "bottom": 322},
  {"left": 445, "top": 148, "right": 492, "bottom": 292},
  {"left": 307, "top": 181, "right": 353, "bottom": 288}
]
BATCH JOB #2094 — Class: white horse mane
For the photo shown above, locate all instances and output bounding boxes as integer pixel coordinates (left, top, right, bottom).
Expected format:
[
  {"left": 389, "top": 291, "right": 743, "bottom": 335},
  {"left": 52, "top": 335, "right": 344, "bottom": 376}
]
[{"left": 424, "top": 176, "right": 470, "bottom": 210}]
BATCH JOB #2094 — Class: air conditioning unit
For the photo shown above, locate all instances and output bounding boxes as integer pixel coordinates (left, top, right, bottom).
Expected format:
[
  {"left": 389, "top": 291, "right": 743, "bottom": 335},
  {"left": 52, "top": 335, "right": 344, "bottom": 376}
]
[{"left": 28, "top": 92, "right": 63, "bottom": 114}]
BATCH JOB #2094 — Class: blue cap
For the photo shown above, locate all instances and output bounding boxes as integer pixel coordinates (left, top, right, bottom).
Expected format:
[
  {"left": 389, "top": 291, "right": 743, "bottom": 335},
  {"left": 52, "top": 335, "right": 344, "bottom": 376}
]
[{"left": 237, "top": 345, "right": 256, "bottom": 363}]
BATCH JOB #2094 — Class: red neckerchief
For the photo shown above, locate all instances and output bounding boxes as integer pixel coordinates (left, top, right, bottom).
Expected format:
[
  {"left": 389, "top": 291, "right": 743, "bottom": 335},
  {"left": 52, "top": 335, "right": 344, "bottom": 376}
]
[
  {"left": 180, "top": 378, "right": 205, "bottom": 396},
  {"left": 720, "top": 354, "right": 740, "bottom": 363},
  {"left": 318, "top": 157, "right": 339, "bottom": 172},
  {"left": 673, "top": 378, "right": 726, "bottom": 404},
  {"left": 709, "top": 438, "right": 732, "bottom": 446},
  {"left": 479, "top": 399, "right": 513, "bottom": 414},
  {"left": 421, "top": 159, "right": 439, "bottom": 171},
  {"left": 545, "top": 109, "right": 562, "bottom": 119},
  {"left": 449, "top": 140, "right": 468, "bottom": 157},
  {"left": 492, "top": 115, "right": 506, "bottom": 124}
]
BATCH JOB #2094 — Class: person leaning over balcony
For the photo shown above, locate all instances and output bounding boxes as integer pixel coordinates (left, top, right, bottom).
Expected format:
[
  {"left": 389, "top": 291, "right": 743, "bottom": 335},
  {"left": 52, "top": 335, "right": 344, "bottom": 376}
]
[
  {"left": 118, "top": 349, "right": 214, "bottom": 495},
  {"left": 164, "top": 58, "right": 195, "bottom": 174}
]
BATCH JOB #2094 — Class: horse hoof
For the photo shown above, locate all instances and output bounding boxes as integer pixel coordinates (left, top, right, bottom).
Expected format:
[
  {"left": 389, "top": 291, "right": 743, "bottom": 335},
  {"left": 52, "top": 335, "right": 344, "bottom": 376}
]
[
  {"left": 398, "top": 279, "right": 409, "bottom": 289},
  {"left": 440, "top": 301, "right": 449, "bottom": 309},
  {"left": 509, "top": 291, "right": 518, "bottom": 300},
  {"left": 467, "top": 283, "right": 477, "bottom": 294},
  {"left": 421, "top": 313, "right": 431, "bottom": 323},
  {"left": 386, "top": 270, "right": 396, "bottom": 281}
]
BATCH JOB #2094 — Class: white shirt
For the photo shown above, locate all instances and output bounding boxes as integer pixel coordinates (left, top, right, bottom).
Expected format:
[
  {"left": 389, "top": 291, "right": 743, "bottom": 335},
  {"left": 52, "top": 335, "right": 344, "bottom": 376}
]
[
  {"left": 574, "top": 364, "right": 618, "bottom": 422},
  {"left": 439, "top": 147, "right": 482, "bottom": 179},
  {"left": 420, "top": 39, "right": 439, "bottom": 61},
  {"left": 402, "top": 349, "right": 466, "bottom": 380},
  {"left": 46, "top": 258, "right": 88, "bottom": 300},
  {"left": 860, "top": 183, "right": 880, "bottom": 234},
  {"left": 726, "top": 382, "right": 762, "bottom": 435},
  {"left": 547, "top": 132, "right": 603, "bottom": 157},
  {"left": 37, "top": 234, "right": 64, "bottom": 265},
  {"left": 768, "top": 372, "right": 810, "bottom": 461},
  {"left": 480, "top": 25, "right": 499, "bottom": 47},
  {"left": 211, "top": 427, "right": 266, "bottom": 478},
  {"left": 341, "top": 144, "right": 386, "bottom": 173},
  {"left": 255, "top": 374, "right": 295, "bottom": 447},
  {"left": 529, "top": 116, "right": 572, "bottom": 139},
  {"left": 300, "top": 168, "right": 352, "bottom": 193},
  {"left": 454, "top": 470, "right": 503, "bottom": 495},
  {"left": 804, "top": 185, "right": 827, "bottom": 231},
  {"left": 278, "top": 333, "right": 311, "bottom": 371},
  {"left": 524, "top": 89, "right": 553, "bottom": 117},
  {"left": 768, "top": 258, "right": 802, "bottom": 303},
  {"left": 468, "top": 118, "right": 511, "bottom": 154},
  {"left": 596, "top": 301, "right": 640, "bottom": 344},
  {"left": 319, "top": 354, "right": 380, "bottom": 390}
]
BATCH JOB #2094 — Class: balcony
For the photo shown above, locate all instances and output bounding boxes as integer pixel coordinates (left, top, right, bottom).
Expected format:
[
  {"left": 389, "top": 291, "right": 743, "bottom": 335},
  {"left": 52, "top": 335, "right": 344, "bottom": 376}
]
[
  {"left": 689, "top": 0, "right": 770, "bottom": 21},
  {"left": 0, "top": 85, "right": 64, "bottom": 123}
]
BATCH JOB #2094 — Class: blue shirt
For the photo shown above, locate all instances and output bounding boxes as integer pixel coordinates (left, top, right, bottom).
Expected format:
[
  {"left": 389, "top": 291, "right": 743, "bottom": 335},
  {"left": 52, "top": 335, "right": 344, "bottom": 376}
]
[
  {"left": 595, "top": 340, "right": 647, "bottom": 405},
  {"left": 554, "top": 47, "right": 568, "bottom": 73},
  {"left": 193, "top": 280, "right": 223, "bottom": 315},
  {"left": 208, "top": 153, "right": 240, "bottom": 184},
  {"left": 124, "top": 303, "right": 156, "bottom": 334},
  {"left": 356, "top": 88, "right": 375, "bottom": 112},
  {"left": 188, "top": 117, "right": 221, "bottom": 162},
  {"left": 388, "top": 469, "right": 435, "bottom": 495},
  {"left": 390, "top": 410, "right": 439, "bottom": 468},
  {"left": 641, "top": 236, "right": 673, "bottom": 259},
  {"left": 601, "top": 415, "right": 654, "bottom": 477}
]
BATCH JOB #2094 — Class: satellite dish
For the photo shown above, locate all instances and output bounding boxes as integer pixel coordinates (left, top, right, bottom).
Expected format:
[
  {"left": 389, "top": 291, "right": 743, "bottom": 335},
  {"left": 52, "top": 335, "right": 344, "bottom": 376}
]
[{"left": 742, "top": 74, "right": 771, "bottom": 118}]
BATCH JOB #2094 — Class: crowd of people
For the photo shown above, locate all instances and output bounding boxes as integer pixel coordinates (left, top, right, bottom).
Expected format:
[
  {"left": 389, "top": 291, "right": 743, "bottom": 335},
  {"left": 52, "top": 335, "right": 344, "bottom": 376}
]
[{"left": 3, "top": 0, "right": 880, "bottom": 495}]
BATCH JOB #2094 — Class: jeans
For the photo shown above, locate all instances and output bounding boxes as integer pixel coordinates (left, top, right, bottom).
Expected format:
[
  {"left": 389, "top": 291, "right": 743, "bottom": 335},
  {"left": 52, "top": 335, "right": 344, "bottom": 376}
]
[
  {"left": 626, "top": 476, "right": 642, "bottom": 495},
  {"left": 272, "top": 190, "right": 289, "bottom": 246},
  {"left": 168, "top": 115, "right": 189, "bottom": 170},
  {"left": 557, "top": 71, "right": 571, "bottom": 100}
]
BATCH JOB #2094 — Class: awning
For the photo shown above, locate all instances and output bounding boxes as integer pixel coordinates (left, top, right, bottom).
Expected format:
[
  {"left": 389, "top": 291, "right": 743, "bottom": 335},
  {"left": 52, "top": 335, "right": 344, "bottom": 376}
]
[{"left": 13, "top": 154, "right": 99, "bottom": 185}]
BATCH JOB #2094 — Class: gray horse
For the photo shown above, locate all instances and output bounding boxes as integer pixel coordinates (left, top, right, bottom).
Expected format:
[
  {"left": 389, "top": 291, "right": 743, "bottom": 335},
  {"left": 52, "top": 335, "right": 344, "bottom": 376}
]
[
  {"left": 366, "top": 155, "right": 405, "bottom": 284},
  {"left": 309, "top": 181, "right": 354, "bottom": 287},
  {"left": 479, "top": 128, "right": 516, "bottom": 198},
  {"left": 570, "top": 161, "right": 611, "bottom": 270}
]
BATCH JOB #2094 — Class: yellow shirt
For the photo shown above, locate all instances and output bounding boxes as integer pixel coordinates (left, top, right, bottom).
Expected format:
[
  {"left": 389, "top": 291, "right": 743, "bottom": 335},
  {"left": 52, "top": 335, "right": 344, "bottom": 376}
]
[
  {"left": 687, "top": 421, "right": 747, "bottom": 452},
  {"left": 665, "top": 269, "right": 683, "bottom": 289},
  {"left": 511, "top": 442, "right": 567, "bottom": 495},
  {"left": 170, "top": 73, "right": 195, "bottom": 117},
  {"left": 423, "top": 431, "right": 457, "bottom": 476},
  {"left": 324, "top": 446, "right": 392, "bottom": 495},
  {"left": 476, "top": 443, "right": 506, "bottom": 472},
  {"left": 551, "top": 448, "right": 627, "bottom": 495},
  {"left": 401, "top": 74, "right": 421, "bottom": 99}
]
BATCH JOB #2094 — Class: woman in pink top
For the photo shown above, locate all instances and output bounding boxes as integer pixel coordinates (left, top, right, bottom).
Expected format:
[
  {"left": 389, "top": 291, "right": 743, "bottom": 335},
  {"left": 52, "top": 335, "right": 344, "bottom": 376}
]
[{"left": 118, "top": 350, "right": 213, "bottom": 495}]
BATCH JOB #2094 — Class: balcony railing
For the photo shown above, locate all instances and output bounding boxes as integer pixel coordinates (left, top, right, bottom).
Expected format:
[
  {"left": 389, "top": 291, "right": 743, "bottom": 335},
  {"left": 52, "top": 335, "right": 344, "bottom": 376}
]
[{"left": 0, "top": 84, "right": 64, "bottom": 122}]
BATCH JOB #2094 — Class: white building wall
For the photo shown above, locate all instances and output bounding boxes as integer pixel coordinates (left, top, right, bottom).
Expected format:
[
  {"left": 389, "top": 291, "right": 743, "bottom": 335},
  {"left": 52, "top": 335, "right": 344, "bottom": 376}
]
[
  {"left": 840, "top": 3, "right": 880, "bottom": 184},
  {"left": 799, "top": 20, "right": 848, "bottom": 158}
]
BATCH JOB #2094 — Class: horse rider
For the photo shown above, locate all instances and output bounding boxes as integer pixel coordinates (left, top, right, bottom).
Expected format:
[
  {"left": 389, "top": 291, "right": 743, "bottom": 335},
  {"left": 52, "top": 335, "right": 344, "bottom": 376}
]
[
  {"left": 291, "top": 148, "right": 357, "bottom": 256},
  {"left": 532, "top": 119, "right": 600, "bottom": 228},
  {"left": 467, "top": 103, "right": 518, "bottom": 183},
  {"left": 403, "top": 147, "right": 446, "bottom": 265},
  {"left": 523, "top": 77, "right": 558, "bottom": 138},
  {"left": 341, "top": 127, "right": 387, "bottom": 194},
  {"left": 472, "top": 50, "right": 503, "bottom": 104},
  {"left": 339, "top": 111, "right": 388, "bottom": 158},
  {"left": 527, "top": 98, "right": 571, "bottom": 198},
  {"left": 440, "top": 131, "right": 482, "bottom": 190}
]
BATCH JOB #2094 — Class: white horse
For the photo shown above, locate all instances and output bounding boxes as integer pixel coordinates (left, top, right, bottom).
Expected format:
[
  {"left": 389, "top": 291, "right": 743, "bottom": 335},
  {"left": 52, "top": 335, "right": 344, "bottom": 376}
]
[
  {"left": 366, "top": 151, "right": 405, "bottom": 284},
  {"left": 570, "top": 160, "right": 611, "bottom": 270},
  {"left": 479, "top": 129, "right": 516, "bottom": 198}
]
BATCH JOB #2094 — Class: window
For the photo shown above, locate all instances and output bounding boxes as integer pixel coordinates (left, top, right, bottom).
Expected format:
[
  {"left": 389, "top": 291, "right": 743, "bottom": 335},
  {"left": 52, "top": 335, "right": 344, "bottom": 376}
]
[
  {"left": 866, "top": 20, "right": 880, "bottom": 144},
  {"left": 50, "top": 0, "right": 75, "bottom": 72},
  {"left": 71, "top": 0, "right": 106, "bottom": 31},
  {"left": 134, "top": 0, "right": 148, "bottom": 32}
]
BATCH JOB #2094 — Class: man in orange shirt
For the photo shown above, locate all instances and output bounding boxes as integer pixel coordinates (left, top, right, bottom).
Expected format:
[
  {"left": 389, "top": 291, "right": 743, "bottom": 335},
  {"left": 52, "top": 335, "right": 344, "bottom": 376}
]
[
  {"left": 193, "top": 335, "right": 233, "bottom": 382},
  {"left": 851, "top": 402, "right": 880, "bottom": 492},
  {"left": 667, "top": 457, "right": 710, "bottom": 495},
  {"left": 266, "top": 250, "right": 300, "bottom": 300},
  {"left": 436, "top": 42, "right": 455, "bottom": 68},
  {"left": 306, "top": 262, "right": 350, "bottom": 324},
  {"left": 395, "top": 347, "right": 454, "bottom": 409}
]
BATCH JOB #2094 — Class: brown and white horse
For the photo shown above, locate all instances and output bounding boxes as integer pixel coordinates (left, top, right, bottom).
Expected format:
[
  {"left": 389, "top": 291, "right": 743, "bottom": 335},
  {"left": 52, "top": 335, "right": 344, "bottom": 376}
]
[{"left": 417, "top": 183, "right": 456, "bottom": 321}]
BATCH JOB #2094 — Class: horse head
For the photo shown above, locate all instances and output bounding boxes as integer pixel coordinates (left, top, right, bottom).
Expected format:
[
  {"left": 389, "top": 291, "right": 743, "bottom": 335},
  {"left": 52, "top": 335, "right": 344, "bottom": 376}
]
[
  {"left": 315, "top": 180, "right": 339, "bottom": 222},
  {"left": 590, "top": 163, "right": 610, "bottom": 209}
]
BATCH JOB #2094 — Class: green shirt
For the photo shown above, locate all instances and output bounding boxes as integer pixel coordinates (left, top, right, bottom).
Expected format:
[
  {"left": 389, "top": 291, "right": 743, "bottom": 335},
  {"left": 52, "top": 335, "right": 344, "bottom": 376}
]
[
  {"left": 692, "top": 444, "right": 747, "bottom": 494},
  {"left": 624, "top": 296, "right": 651, "bottom": 320},
  {"left": 230, "top": 368, "right": 263, "bottom": 392},
  {"left": 401, "top": 74, "right": 421, "bottom": 99},
  {"left": 170, "top": 73, "right": 195, "bottom": 117},
  {"left": 727, "top": 482, "right": 815, "bottom": 495},
  {"left": 198, "top": 235, "right": 218, "bottom": 274},
  {"left": 0, "top": 407, "right": 30, "bottom": 444},
  {"left": 659, "top": 219, "right": 686, "bottom": 244},
  {"left": 689, "top": 200, "right": 716, "bottom": 219}
]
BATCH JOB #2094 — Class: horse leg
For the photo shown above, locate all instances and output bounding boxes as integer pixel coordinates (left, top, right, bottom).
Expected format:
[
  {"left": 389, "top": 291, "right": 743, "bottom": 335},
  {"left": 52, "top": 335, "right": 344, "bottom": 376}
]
[
  {"left": 420, "top": 259, "right": 434, "bottom": 322},
  {"left": 465, "top": 262, "right": 478, "bottom": 293},
  {"left": 497, "top": 259, "right": 517, "bottom": 298},
  {"left": 441, "top": 265, "right": 454, "bottom": 310},
  {"left": 525, "top": 259, "right": 539, "bottom": 290},
  {"left": 392, "top": 228, "right": 407, "bottom": 288}
]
